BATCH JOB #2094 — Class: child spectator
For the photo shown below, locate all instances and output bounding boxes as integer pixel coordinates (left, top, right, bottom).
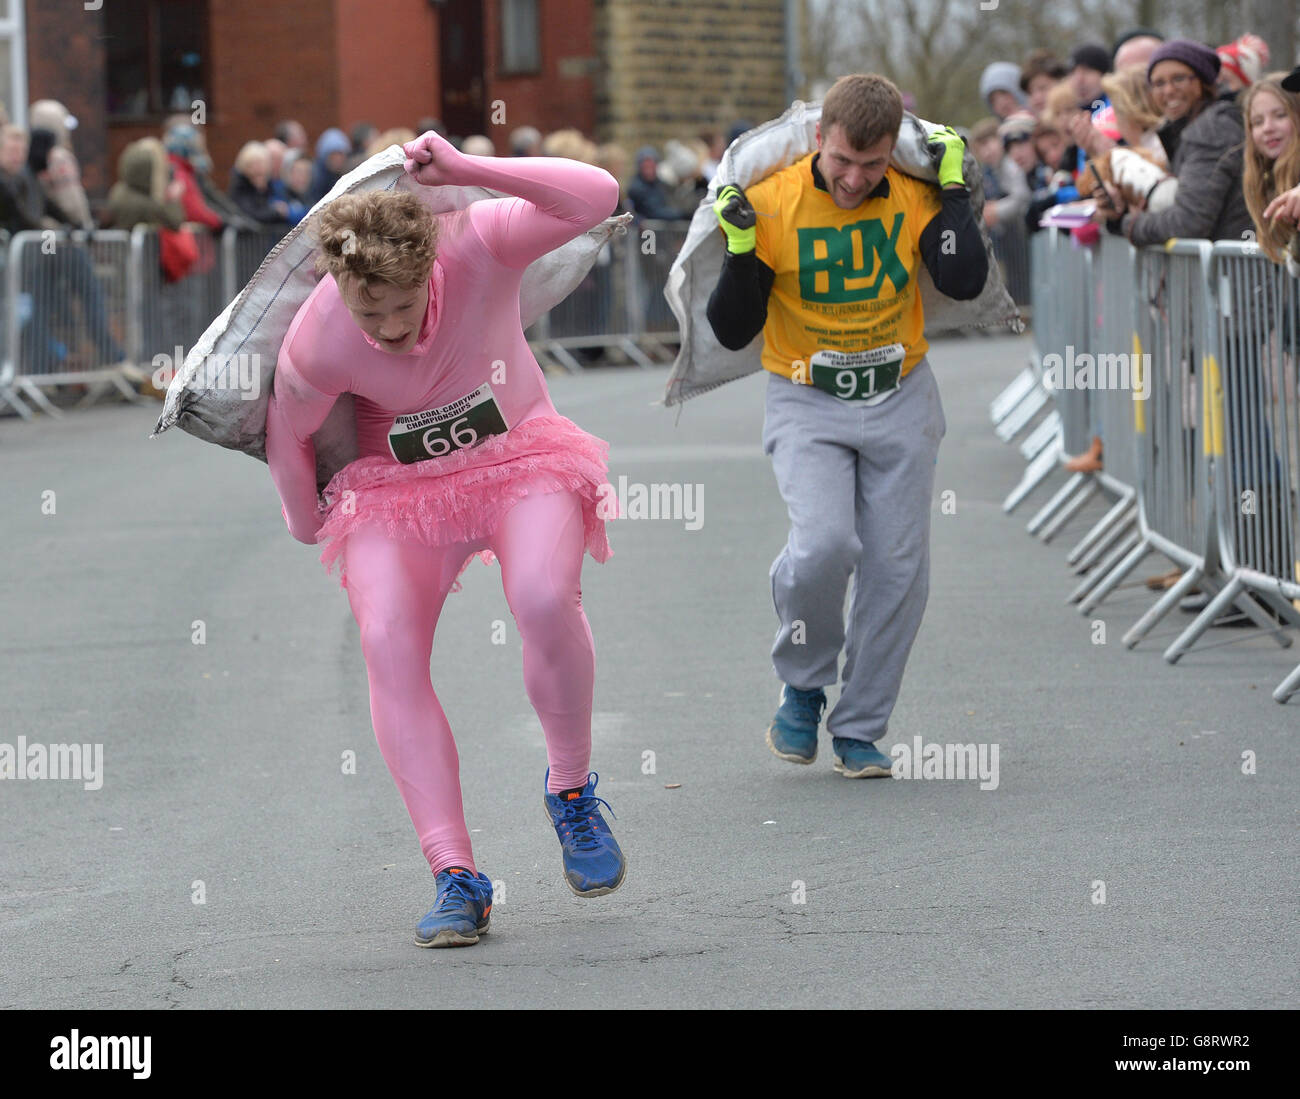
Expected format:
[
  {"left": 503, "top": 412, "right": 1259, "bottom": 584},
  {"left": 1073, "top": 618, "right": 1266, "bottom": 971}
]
[{"left": 1243, "top": 75, "right": 1300, "bottom": 266}]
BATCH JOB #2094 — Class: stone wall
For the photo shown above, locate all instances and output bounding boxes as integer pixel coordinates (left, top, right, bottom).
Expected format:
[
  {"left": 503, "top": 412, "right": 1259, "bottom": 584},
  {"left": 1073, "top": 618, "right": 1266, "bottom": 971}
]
[{"left": 594, "top": 0, "right": 788, "bottom": 151}]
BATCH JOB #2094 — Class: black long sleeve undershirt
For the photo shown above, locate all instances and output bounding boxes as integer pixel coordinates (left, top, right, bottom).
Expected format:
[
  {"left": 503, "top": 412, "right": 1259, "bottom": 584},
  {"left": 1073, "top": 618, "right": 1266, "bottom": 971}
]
[
  {"left": 919, "top": 187, "right": 988, "bottom": 301},
  {"left": 707, "top": 249, "right": 774, "bottom": 351},
  {"left": 706, "top": 186, "right": 987, "bottom": 352}
]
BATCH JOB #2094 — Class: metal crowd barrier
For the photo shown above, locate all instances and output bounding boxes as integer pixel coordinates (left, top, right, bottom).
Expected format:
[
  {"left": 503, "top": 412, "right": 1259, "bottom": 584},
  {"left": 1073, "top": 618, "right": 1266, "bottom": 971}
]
[
  {"left": 526, "top": 228, "right": 670, "bottom": 370},
  {"left": 1059, "top": 235, "right": 1142, "bottom": 578},
  {"left": 993, "top": 232, "right": 1300, "bottom": 703},
  {"left": 128, "top": 225, "right": 226, "bottom": 372},
  {"left": 222, "top": 226, "right": 285, "bottom": 303},
  {"left": 1203, "top": 241, "right": 1300, "bottom": 699},
  {"left": 1002, "top": 228, "right": 1100, "bottom": 532},
  {"left": 992, "top": 218, "right": 1032, "bottom": 307},
  {"left": 0, "top": 216, "right": 697, "bottom": 406},
  {"left": 510, "top": 217, "right": 694, "bottom": 372},
  {"left": 1, "top": 229, "right": 136, "bottom": 416}
]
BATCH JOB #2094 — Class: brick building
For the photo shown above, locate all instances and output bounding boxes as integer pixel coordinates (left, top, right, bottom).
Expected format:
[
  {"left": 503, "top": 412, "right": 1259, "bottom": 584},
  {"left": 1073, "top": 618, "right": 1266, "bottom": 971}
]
[{"left": 9, "top": 0, "right": 790, "bottom": 204}]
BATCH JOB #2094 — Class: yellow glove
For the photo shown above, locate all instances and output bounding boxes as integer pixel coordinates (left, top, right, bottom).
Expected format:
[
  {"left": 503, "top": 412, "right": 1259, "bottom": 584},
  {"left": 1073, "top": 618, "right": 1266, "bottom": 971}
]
[{"left": 713, "top": 184, "right": 757, "bottom": 254}]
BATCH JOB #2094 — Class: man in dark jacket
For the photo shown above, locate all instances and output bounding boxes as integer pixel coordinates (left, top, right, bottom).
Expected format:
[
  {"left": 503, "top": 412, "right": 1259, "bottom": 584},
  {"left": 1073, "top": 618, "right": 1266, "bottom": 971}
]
[
  {"left": 1, "top": 125, "right": 126, "bottom": 369},
  {"left": 626, "top": 146, "right": 686, "bottom": 222}
]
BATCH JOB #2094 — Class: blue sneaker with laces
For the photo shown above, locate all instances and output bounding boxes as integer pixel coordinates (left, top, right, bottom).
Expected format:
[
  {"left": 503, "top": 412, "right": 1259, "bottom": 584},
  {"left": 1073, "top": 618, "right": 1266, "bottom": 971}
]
[
  {"left": 832, "top": 737, "right": 895, "bottom": 778},
  {"left": 543, "top": 770, "right": 627, "bottom": 897},
  {"left": 766, "top": 684, "right": 826, "bottom": 763},
  {"left": 415, "top": 867, "right": 493, "bottom": 948}
]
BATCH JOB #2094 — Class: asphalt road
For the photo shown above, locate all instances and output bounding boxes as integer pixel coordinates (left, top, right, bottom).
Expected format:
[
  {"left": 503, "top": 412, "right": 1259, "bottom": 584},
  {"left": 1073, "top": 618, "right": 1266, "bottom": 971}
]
[{"left": 1, "top": 333, "right": 1296, "bottom": 1009}]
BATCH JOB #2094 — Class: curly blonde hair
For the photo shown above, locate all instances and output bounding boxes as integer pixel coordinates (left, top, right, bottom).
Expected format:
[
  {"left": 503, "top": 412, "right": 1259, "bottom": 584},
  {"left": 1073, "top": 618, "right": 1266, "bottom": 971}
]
[{"left": 314, "top": 191, "right": 438, "bottom": 301}]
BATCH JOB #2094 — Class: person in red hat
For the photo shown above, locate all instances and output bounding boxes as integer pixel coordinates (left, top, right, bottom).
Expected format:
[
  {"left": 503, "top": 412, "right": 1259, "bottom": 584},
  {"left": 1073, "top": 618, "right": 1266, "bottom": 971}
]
[{"left": 1217, "top": 34, "right": 1270, "bottom": 94}]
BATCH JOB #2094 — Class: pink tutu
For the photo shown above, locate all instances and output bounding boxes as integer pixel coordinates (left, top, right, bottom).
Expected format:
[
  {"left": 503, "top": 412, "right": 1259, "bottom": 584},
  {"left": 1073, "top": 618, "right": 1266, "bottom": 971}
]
[{"left": 315, "top": 414, "right": 615, "bottom": 589}]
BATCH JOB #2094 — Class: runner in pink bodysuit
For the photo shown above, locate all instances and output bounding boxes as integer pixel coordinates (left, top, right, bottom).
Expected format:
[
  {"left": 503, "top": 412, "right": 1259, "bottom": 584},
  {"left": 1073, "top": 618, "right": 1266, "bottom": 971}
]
[{"left": 264, "top": 132, "right": 627, "bottom": 947}]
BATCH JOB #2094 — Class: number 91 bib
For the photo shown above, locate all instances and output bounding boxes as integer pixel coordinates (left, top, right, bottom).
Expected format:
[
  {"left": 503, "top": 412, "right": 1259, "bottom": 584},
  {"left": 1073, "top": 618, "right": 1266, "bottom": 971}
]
[
  {"left": 807, "top": 344, "right": 905, "bottom": 404},
  {"left": 387, "top": 383, "right": 510, "bottom": 464}
]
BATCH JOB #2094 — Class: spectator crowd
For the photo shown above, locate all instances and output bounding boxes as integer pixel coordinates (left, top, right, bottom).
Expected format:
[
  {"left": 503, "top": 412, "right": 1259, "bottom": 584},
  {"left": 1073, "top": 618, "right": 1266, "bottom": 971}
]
[
  {"left": 3, "top": 24, "right": 1300, "bottom": 396},
  {"left": 969, "top": 27, "right": 1300, "bottom": 270}
]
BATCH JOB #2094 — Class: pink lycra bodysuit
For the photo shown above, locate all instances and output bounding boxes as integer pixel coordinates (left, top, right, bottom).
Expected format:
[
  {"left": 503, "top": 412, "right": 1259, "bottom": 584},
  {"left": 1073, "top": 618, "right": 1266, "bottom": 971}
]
[
  {"left": 266, "top": 149, "right": 621, "bottom": 544},
  {"left": 264, "top": 144, "right": 620, "bottom": 875}
]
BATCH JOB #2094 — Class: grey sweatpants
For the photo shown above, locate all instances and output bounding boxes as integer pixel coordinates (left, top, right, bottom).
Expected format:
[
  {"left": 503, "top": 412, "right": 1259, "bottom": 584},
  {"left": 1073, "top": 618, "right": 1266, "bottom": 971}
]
[{"left": 761, "top": 358, "right": 947, "bottom": 744}]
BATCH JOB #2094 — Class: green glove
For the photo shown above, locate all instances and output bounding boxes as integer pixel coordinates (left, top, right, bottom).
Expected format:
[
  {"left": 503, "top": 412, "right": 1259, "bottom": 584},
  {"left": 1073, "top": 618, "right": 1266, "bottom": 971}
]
[
  {"left": 713, "top": 183, "right": 756, "bottom": 254},
  {"left": 927, "top": 125, "right": 967, "bottom": 189}
]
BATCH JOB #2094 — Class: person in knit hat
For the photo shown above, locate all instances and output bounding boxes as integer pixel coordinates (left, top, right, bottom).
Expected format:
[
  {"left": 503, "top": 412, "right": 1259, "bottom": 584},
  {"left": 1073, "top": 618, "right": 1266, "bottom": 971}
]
[
  {"left": 1097, "top": 39, "right": 1250, "bottom": 244},
  {"left": 979, "top": 62, "right": 1025, "bottom": 119},
  {"left": 1216, "top": 33, "right": 1270, "bottom": 93},
  {"left": 1068, "top": 43, "right": 1112, "bottom": 106},
  {"left": 308, "top": 127, "right": 350, "bottom": 205}
]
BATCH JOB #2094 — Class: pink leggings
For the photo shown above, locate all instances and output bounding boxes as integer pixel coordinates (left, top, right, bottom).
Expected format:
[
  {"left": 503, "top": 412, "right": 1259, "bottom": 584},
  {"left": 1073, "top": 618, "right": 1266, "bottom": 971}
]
[{"left": 342, "top": 490, "right": 595, "bottom": 876}]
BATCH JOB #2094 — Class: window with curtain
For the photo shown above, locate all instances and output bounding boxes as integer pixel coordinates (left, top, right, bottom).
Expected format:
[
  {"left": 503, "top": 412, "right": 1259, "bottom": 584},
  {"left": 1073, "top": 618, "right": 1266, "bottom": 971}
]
[{"left": 500, "top": 0, "right": 541, "bottom": 75}]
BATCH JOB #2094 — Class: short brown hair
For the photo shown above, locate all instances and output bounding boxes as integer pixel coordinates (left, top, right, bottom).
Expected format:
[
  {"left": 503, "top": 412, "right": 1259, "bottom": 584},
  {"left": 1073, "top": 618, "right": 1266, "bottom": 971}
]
[
  {"left": 821, "top": 74, "right": 903, "bottom": 150},
  {"left": 314, "top": 191, "right": 439, "bottom": 302},
  {"left": 1020, "top": 49, "right": 1069, "bottom": 91}
]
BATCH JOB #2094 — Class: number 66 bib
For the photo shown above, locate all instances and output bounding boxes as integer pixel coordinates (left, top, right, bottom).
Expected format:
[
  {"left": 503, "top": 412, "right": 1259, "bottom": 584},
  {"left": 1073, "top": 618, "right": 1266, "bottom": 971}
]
[
  {"left": 808, "top": 344, "right": 906, "bottom": 404},
  {"left": 387, "top": 383, "right": 509, "bottom": 464}
]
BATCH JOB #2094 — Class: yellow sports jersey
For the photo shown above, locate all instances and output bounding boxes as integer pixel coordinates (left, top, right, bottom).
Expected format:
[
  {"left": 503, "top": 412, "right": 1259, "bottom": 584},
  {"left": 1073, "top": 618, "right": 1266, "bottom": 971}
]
[{"left": 749, "top": 156, "right": 942, "bottom": 381}]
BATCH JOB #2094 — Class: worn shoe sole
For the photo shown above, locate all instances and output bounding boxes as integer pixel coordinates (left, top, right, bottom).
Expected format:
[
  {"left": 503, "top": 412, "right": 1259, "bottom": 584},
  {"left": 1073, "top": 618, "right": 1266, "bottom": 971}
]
[
  {"left": 766, "top": 725, "right": 817, "bottom": 764},
  {"left": 832, "top": 756, "right": 893, "bottom": 779},
  {"left": 565, "top": 858, "right": 628, "bottom": 898},
  {"left": 415, "top": 920, "right": 490, "bottom": 948},
  {"left": 543, "top": 799, "right": 628, "bottom": 898}
]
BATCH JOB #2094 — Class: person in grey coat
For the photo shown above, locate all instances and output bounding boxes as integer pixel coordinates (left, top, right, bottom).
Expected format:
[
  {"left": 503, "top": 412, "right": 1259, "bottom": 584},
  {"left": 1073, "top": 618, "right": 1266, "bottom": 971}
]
[{"left": 1100, "top": 39, "right": 1251, "bottom": 243}]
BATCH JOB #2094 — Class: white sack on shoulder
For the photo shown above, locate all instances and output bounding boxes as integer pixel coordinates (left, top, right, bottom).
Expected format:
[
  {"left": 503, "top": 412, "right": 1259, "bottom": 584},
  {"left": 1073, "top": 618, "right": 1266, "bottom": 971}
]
[{"left": 151, "top": 143, "right": 631, "bottom": 489}]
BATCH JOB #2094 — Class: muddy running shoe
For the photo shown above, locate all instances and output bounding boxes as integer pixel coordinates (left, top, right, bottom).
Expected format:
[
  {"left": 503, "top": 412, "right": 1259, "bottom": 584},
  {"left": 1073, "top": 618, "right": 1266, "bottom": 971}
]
[
  {"left": 766, "top": 685, "right": 826, "bottom": 763},
  {"left": 415, "top": 867, "right": 493, "bottom": 948},
  {"left": 543, "top": 771, "right": 627, "bottom": 897},
  {"left": 832, "top": 737, "right": 895, "bottom": 778}
]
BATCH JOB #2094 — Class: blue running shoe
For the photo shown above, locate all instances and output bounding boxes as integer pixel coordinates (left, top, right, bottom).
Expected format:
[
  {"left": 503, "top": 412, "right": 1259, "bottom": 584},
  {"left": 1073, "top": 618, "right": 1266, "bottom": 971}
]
[
  {"left": 543, "top": 771, "right": 627, "bottom": 897},
  {"left": 832, "top": 737, "right": 894, "bottom": 778},
  {"left": 766, "top": 685, "right": 826, "bottom": 763},
  {"left": 415, "top": 867, "right": 493, "bottom": 948}
]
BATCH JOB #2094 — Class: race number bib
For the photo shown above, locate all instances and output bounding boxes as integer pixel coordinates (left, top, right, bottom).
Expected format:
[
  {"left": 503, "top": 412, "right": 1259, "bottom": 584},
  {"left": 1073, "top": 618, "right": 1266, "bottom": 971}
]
[
  {"left": 808, "top": 344, "right": 906, "bottom": 403},
  {"left": 387, "top": 383, "right": 509, "bottom": 464}
]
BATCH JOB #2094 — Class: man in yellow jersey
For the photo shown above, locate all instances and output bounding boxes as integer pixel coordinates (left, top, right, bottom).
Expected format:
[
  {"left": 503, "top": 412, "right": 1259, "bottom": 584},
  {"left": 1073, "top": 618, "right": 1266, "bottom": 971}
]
[{"left": 707, "top": 74, "right": 987, "bottom": 777}]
